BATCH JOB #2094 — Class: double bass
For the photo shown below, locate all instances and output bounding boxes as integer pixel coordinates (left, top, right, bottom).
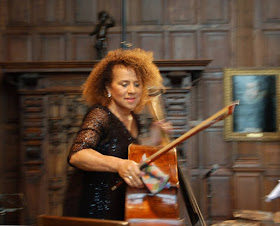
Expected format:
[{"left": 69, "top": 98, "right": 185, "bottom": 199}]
[{"left": 122, "top": 90, "right": 239, "bottom": 225}]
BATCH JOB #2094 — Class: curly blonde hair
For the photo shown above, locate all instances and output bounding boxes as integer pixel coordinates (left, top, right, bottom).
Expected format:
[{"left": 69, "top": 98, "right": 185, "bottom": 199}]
[{"left": 82, "top": 48, "right": 164, "bottom": 113}]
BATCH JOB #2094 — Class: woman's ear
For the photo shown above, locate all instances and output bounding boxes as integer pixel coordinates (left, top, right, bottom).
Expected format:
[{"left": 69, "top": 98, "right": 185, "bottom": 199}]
[{"left": 106, "top": 86, "right": 111, "bottom": 97}]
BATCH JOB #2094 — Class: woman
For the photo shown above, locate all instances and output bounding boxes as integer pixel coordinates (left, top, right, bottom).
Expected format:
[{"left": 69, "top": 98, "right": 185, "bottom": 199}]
[{"left": 64, "top": 48, "right": 171, "bottom": 220}]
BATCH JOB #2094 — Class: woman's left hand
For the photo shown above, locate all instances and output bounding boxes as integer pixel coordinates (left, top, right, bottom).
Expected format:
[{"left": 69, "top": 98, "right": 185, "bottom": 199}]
[
  {"left": 152, "top": 120, "right": 173, "bottom": 134},
  {"left": 145, "top": 120, "right": 173, "bottom": 146}
]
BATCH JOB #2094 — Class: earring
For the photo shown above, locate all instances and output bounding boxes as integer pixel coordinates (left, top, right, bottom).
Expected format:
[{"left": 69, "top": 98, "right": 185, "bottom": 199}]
[{"left": 108, "top": 93, "right": 111, "bottom": 98}]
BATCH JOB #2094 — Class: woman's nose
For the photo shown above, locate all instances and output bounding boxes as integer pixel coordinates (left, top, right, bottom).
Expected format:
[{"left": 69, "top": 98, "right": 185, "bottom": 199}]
[{"left": 128, "top": 84, "right": 136, "bottom": 93}]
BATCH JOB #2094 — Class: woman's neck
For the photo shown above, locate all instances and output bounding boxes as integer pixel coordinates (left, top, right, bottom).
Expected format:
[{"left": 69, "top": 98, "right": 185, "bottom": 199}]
[
  {"left": 108, "top": 104, "right": 133, "bottom": 122},
  {"left": 107, "top": 103, "right": 138, "bottom": 138}
]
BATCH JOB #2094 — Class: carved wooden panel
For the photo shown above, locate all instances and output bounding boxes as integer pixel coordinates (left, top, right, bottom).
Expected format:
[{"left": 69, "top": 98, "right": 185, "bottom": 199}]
[
  {"left": 187, "top": 135, "right": 199, "bottom": 169},
  {"left": 201, "top": 76, "right": 224, "bottom": 117},
  {"left": 263, "top": 31, "right": 280, "bottom": 66},
  {"left": 72, "top": 34, "right": 95, "bottom": 60},
  {"left": 7, "top": 0, "right": 31, "bottom": 25},
  {"left": 236, "top": 0, "right": 254, "bottom": 67},
  {"left": 259, "top": 0, "right": 280, "bottom": 23},
  {"left": 5, "top": 35, "right": 32, "bottom": 61},
  {"left": 137, "top": 33, "right": 164, "bottom": 59},
  {"left": 254, "top": 0, "right": 280, "bottom": 67},
  {"left": 20, "top": 93, "right": 47, "bottom": 223},
  {"left": 210, "top": 176, "right": 232, "bottom": 218},
  {"left": 2, "top": 126, "right": 19, "bottom": 192},
  {"left": 136, "top": 0, "right": 163, "bottom": 25},
  {"left": 200, "top": 0, "right": 230, "bottom": 24},
  {"left": 72, "top": 0, "right": 97, "bottom": 24},
  {"left": 236, "top": 142, "right": 260, "bottom": 159},
  {"left": 107, "top": 32, "right": 124, "bottom": 52},
  {"left": 169, "top": 32, "right": 197, "bottom": 59},
  {"left": 0, "top": 79, "right": 19, "bottom": 194},
  {"left": 201, "top": 129, "right": 232, "bottom": 167},
  {"left": 201, "top": 31, "right": 231, "bottom": 68},
  {"left": 37, "top": 35, "right": 66, "bottom": 61},
  {"left": 34, "top": 0, "right": 66, "bottom": 25},
  {"left": 262, "top": 143, "right": 280, "bottom": 169},
  {"left": 234, "top": 173, "right": 262, "bottom": 210},
  {"left": 1, "top": 0, "right": 236, "bottom": 62},
  {"left": 47, "top": 93, "right": 87, "bottom": 216},
  {"left": 166, "top": 0, "right": 196, "bottom": 24}
]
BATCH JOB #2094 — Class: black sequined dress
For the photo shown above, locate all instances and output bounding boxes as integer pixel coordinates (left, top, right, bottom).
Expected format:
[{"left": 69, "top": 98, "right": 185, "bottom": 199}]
[{"left": 64, "top": 104, "right": 140, "bottom": 220}]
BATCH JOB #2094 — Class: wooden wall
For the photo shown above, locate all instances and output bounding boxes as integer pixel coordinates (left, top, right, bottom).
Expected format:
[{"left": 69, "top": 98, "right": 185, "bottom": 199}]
[
  {"left": 1, "top": 0, "right": 280, "bottom": 225},
  {"left": 0, "top": 1, "right": 280, "bottom": 66}
]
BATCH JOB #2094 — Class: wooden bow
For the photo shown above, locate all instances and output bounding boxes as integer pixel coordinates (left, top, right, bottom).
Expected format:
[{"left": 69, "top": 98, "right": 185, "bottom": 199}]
[
  {"left": 112, "top": 100, "right": 239, "bottom": 191},
  {"left": 139, "top": 100, "right": 239, "bottom": 170}
]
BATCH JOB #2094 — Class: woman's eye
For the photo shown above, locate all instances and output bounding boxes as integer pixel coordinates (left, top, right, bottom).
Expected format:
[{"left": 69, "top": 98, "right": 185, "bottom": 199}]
[
  {"left": 134, "top": 83, "right": 140, "bottom": 87},
  {"left": 121, "top": 83, "right": 128, "bottom": 87}
]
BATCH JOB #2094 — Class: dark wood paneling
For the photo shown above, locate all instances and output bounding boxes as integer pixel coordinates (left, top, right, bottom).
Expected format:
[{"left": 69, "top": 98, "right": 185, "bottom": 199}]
[
  {"left": 236, "top": 0, "right": 254, "bottom": 67},
  {"left": 201, "top": 129, "right": 232, "bottom": 167},
  {"left": 234, "top": 173, "right": 262, "bottom": 210},
  {"left": 263, "top": 31, "right": 280, "bottom": 66},
  {"left": 262, "top": 143, "right": 280, "bottom": 168},
  {"left": 5, "top": 35, "right": 32, "bottom": 61},
  {"left": 7, "top": 0, "right": 31, "bottom": 25},
  {"left": 166, "top": 0, "right": 196, "bottom": 24},
  {"left": 169, "top": 32, "right": 197, "bottom": 59},
  {"left": 137, "top": 32, "right": 164, "bottom": 59},
  {"left": 187, "top": 136, "right": 200, "bottom": 169},
  {"left": 71, "top": 34, "right": 95, "bottom": 61},
  {"left": 38, "top": 35, "right": 66, "bottom": 61},
  {"left": 201, "top": 31, "right": 231, "bottom": 68},
  {"left": 255, "top": 0, "right": 280, "bottom": 66},
  {"left": 1, "top": 0, "right": 236, "bottom": 62},
  {"left": 201, "top": 77, "right": 224, "bottom": 117},
  {"left": 236, "top": 142, "right": 260, "bottom": 159},
  {"left": 34, "top": 0, "right": 66, "bottom": 25},
  {"left": 260, "top": 0, "right": 280, "bottom": 23},
  {"left": 210, "top": 176, "right": 233, "bottom": 218},
  {"left": 200, "top": 0, "right": 230, "bottom": 24},
  {"left": 73, "top": 0, "right": 97, "bottom": 24},
  {"left": 107, "top": 32, "right": 123, "bottom": 52},
  {"left": 137, "top": 0, "right": 163, "bottom": 25}
]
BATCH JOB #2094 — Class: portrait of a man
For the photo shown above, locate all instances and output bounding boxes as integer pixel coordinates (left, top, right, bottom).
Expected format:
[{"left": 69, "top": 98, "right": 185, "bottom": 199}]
[{"left": 232, "top": 75, "right": 276, "bottom": 133}]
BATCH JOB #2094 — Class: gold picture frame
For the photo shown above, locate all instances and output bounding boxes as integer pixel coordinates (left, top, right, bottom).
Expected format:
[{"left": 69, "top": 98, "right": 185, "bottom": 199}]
[{"left": 224, "top": 68, "right": 280, "bottom": 141}]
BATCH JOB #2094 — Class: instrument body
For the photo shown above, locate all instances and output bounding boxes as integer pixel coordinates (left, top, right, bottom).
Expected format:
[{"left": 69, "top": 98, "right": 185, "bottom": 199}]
[
  {"left": 125, "top": 91, "right": 183, "bottom": 224},
  {"left": 125, "top": 144, "right": 179, "bottom": 220}
]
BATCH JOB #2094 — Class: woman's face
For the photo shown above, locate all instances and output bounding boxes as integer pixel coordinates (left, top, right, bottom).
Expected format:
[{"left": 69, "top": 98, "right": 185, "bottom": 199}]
[{"left": 107, "top": 65, "right": 143, "bottom": 112}]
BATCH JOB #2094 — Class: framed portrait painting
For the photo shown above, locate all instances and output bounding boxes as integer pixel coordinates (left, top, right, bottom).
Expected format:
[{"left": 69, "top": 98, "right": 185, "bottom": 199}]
[{"left": 224, "top": 68, "right": 280, "bottom": 141}]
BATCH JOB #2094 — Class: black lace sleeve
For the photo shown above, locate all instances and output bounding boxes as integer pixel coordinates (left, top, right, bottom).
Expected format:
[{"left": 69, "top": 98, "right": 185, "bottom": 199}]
[{"left": 67, "top": 106, "right": 109, "bottom": 164}]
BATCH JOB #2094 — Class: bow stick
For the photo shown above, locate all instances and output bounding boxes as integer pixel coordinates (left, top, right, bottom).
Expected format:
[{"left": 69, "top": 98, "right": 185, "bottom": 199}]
[{"left": 112, "top": 100, "right": 239, "bottom": 191}]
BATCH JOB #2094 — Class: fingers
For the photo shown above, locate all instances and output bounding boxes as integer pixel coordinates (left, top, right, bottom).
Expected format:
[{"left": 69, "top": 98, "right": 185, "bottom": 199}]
[
  {"left": 118, "top": 160, "right": 144, "bottom": 188},
  {"left": 153, "top": 120, "right": 173, "bottom": 134},
  {"left": 124, "top": 174, "right": 144, "bottom": 188}
]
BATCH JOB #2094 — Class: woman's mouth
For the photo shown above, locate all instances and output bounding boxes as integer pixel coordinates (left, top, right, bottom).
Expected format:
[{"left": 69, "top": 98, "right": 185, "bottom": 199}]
[{"left": 125, "top": 97, "right": 136, "bottom": 103}]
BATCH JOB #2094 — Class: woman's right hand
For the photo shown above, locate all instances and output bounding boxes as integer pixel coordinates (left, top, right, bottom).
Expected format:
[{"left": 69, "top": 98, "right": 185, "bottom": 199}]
[{"left": 117, "top": 159, "right": 144, "bottom": 188}]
